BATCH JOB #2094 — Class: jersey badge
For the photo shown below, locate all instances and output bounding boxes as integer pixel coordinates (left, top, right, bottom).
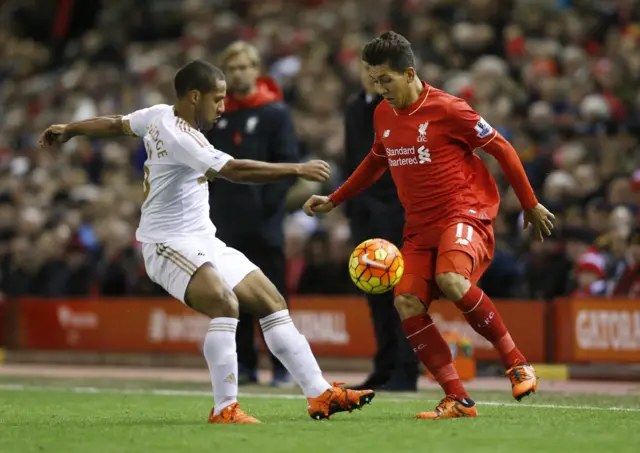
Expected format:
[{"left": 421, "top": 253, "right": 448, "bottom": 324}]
[{"left": 417, "top": 121, "right": 429, "bottom": 142}]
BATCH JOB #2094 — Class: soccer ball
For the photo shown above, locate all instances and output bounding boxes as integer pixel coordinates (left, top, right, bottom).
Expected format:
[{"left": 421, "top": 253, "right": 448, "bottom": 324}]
[{"left": 349, "top": 238, "right": 404, "bottom": 294}]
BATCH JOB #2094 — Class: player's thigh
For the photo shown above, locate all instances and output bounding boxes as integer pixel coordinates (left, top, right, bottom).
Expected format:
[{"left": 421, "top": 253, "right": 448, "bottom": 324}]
[
  {"left": 141, "top": 240, "right": 238, "bottom": 318},
  {"left": 435, "top": 220, "right": 493, "bottom": 286},
  {"left": 393, "top": 246, "right": 437, "bottom": 317},
  {"left": 209, "top": 239, "right": 285, "bottom": 318}
]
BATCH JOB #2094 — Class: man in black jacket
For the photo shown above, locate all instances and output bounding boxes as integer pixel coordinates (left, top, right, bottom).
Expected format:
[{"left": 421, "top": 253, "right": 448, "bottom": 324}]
[
  {"left": 344, "top": 65, "right": 418, "bottom": 391},
  {"left": 206, "top": 42, "right": 296, "bottom": 386}
]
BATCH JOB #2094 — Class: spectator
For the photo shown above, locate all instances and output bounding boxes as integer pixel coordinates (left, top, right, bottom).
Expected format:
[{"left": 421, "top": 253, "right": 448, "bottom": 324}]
[
  {"left": 608, "top": 227, "right": 640, "bottom": 298},
  {"left": 0, "top": 0, "right": 637, "bottom": 299}
]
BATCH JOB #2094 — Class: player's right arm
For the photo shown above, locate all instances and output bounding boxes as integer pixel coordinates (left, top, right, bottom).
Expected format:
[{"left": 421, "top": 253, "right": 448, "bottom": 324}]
[
  {"left": 38, "top": 105, "right": 168, "bottom": 147},
  {"left": 173, "top": 132, "right": 330, "bottom": 184},
  {"left": 303, "top": 131, "right": 388, "bottom": 217},
  {"left": 39, "top": 117, "right": 127, "bottom": 147}
]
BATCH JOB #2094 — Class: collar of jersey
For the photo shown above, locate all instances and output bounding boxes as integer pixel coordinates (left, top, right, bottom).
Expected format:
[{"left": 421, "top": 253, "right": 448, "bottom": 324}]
[{"left": 392, "top": 81, "right": 431, "bottom": 116}]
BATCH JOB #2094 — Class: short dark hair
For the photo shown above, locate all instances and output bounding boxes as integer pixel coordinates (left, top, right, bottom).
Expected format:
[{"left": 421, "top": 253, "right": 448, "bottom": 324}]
[
  {"left": 173, "top": 60, "right": 225, "bottom": 97},
  {"left": 362, "top": 31, "right": 415, "bottom": 72}
]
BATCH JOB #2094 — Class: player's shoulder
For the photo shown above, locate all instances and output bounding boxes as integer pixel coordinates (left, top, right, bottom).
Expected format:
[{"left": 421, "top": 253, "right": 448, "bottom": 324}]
[
  {"left": 374, "top": 99, "right": 394, "bottom": 115},
  {"left": 171, "top": 117, "right": 211, "bottom": 150},
  {"left": 142, "top": 103, "right": 173, "bottom": 120},
  {"left": 147, "top": 103, "right": 172, "bottom": 112},
  {"left": 373, "top": 100, "right": 394, "bottom": 124},
  {"left": 429, "top": 88, "right": 471, "bottom": 116}
]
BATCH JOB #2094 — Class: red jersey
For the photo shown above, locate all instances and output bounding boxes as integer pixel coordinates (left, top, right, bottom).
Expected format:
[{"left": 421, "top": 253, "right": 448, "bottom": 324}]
[{"left": 331, "top": 82, "right": 538, "bottom": 242}]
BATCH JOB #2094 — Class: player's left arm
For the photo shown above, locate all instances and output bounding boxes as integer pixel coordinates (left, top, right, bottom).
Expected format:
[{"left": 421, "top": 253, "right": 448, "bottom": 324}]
[
  {"left": 174, "top": 133, "right": 329, "bottom": 184},
  {"left": 449, "top": 99, "right": 555, "bottom": 240}
]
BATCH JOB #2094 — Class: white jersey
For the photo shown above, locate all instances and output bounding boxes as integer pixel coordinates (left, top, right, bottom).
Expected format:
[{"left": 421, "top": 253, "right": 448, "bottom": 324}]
[{"left": 122, "top": 104, "right": 233, "bottom": 243}]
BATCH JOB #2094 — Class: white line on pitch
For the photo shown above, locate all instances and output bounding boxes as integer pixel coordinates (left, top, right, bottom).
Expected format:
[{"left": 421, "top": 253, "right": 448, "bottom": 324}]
[{"left": 0, "top": 384, "right": 638, "bottom": 413}]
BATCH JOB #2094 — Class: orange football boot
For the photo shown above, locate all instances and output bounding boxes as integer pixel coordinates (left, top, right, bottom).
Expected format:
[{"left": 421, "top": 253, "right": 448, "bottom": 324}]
[
  {"left": 506, "top": 363, "right": 538, "bottom": 401},
  {"left": 208, "top": 402, "right": 261, "bottom": 424},
  {"left": 307, "top": 382, "right": 375, "bottom": 420},
  {"left": 416, "top": 395, "right": 478, "bottom": 420}
]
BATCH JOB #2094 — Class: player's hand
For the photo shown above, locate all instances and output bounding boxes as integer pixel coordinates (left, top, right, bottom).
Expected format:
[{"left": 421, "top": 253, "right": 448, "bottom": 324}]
[
  {"left": 523, "top": 203, "right": 555, "bottom": 242},
  {"left": 303, "top": 195, "right": 335, "bottom": 216},
  {"left": 39, "top": 124, "right": 71, "bottom": 148},
  {"left": 298, "top": 160, "right": 331, "bottom": 182}
]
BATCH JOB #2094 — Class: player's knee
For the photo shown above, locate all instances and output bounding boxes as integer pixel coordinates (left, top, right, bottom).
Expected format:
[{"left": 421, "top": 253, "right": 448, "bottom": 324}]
[
  {"left": 394, "top": 293, "right": 426, "bottom": 320},
  {"left": 435, "top": 272, "right": 470, "bottom": 302},
  {"left": 258, "top": 291, "right": 287, "bottom": 317},
  {"left": 234, "top": 270, "right": 288, "bottom": 318}
]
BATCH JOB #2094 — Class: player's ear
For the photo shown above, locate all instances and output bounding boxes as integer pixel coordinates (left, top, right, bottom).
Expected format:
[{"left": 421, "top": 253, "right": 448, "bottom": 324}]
[
  {"left": 406, "top": 67, "right": 416, "bottom": 84},
  {"left": 190, "top": 90, "right": 200, "bottom": 105}
]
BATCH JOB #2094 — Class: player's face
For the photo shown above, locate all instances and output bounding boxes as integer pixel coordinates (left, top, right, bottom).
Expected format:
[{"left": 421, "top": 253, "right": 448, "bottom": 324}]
[
  {"left": 365, "top": 62, "right": 415, "bottom": 108},
  {"left": 225, "top": 52, "right": 259, "bottom": 95},
  {"left": 196, "top": 81, "right": 227, "bottom": 131}
]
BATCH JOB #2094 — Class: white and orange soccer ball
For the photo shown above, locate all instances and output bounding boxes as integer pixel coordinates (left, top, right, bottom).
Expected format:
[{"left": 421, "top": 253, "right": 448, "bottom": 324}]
[{"left": 349, "top": 238, "right": 404, "bottom": 294}]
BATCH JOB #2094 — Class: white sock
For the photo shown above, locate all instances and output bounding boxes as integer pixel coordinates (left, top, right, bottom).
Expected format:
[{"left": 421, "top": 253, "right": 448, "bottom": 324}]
[
  {"left": 203, "top": 317, "right": 239, "bottom": 415},
  {"left": 260, "top": 310, "right": 331, "bottom": 398}
]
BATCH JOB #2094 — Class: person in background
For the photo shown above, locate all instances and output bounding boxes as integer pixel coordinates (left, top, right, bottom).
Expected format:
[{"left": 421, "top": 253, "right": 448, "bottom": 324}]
[
  {"left": 342, "top": 63, "right": 418, "bottom": 392},
  {"left": 564, "top": 227, "right": 607, "bottom": 297},
  {"left": 205, "top": 41, "right": 297, "bottom": 387},
  {"left": 609, "top": 227, "right": 640, "bottom": 298}
]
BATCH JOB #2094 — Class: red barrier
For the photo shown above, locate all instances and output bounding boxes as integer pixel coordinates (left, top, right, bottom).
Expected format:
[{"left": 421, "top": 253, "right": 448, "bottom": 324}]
[
  {"left": 18, "top": 298, "right": 208, "bottom": 353},
  {"left": 15, "top": 296, "right": 547, "bottom": 360},
  {"left": 16, "top": 297, "right": 377, "bottom": 356},
  {"left": 554, "top": 298, "right": 640, "bottom": 363},
  {"left": 14, "top": 296, "right": 640, "bottom": 364}
]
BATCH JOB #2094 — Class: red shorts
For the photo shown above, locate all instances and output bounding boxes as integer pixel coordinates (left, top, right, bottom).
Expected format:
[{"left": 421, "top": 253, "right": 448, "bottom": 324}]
[{"left": 394, "top": 218, "right": 495, "bottom": 307}]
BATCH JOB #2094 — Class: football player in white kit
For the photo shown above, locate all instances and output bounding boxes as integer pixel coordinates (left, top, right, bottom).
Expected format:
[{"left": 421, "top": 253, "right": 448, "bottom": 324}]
[{"left": 39, "top": 60, "right": 374, "bottom": 424}]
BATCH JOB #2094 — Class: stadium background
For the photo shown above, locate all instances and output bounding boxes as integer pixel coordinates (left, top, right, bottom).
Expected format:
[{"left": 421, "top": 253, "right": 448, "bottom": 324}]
[{"left": 0, "top": 0, "right": 638, "bottom": 377}]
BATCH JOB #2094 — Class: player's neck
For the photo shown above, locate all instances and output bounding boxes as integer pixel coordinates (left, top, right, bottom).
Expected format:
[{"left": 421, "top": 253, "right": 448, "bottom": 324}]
[
  {"left": 403, "top": 78, "right": 424, "bottom": 108},
  {"left": 173, "top": 101, "right": 198, "bottom": 129}
]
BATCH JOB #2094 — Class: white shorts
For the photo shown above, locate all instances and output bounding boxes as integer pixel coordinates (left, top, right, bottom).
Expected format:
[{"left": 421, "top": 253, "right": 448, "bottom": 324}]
[{"left": 141, "top": 235, "right": 258, "bottom": 303}]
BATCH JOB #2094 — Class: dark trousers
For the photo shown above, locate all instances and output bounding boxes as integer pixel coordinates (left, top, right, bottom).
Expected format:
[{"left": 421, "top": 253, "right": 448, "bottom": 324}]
[
  {"left": 349, "top": 200, "right": 418, "bottom": 384},
  {"left": 235, "top": 244, "right": 287, "bottom": 376}
]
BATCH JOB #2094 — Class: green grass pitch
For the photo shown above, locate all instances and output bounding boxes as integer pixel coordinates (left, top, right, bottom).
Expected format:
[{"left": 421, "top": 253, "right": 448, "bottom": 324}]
[{"left": 0, "top": 377, "right": 639, "bottom": 453}]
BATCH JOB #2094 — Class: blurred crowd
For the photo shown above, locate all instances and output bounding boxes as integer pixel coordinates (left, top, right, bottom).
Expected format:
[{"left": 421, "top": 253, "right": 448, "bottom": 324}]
[{"left": 0, "top": 0, "right": 638, "bottom": 300}]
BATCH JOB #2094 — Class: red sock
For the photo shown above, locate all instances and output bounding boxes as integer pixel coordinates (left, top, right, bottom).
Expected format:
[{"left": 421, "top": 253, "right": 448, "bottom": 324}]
[
  {"left": 402, "top": 314, "right": 469, "bottom": 399},
  {"left": 455, "top": 285, "right": 526, "bottom": 369}
]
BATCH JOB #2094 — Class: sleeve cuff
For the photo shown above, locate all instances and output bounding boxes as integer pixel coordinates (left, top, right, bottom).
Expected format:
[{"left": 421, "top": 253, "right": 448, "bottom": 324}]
[
  {"left": 521, "top": 197, "right": 539, "bottom": 211},
  {"left": 328, "top": 192, "right": 343, "bottom": 207}
]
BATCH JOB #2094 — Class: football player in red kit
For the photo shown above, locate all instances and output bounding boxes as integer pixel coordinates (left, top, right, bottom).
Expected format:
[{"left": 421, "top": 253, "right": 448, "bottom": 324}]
[{"left": 303, "top": 31, "right": 555, "bottom": 420}]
